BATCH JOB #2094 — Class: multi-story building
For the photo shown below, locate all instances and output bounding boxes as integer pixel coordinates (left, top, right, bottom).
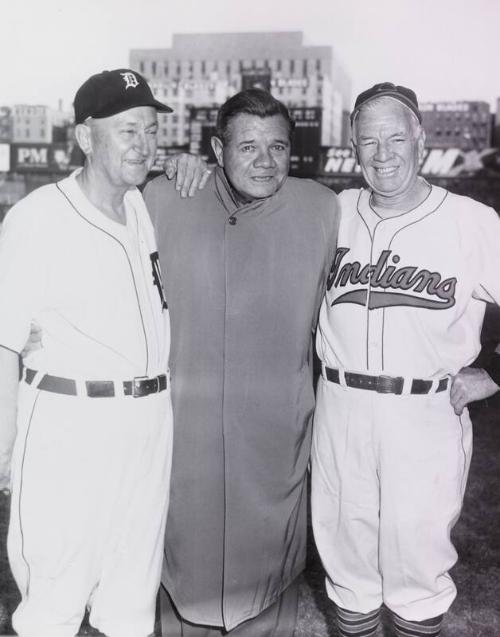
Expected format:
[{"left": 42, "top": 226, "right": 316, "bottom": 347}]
[
  {"left": 12, "top": 103, "right": 73, "bottom": 144},
  {"left": 130, "top": 31, "right": 351, "bottom": 148},
  {"left": 13, "top": 105, "right": 52, "bottom": 143},
  {"left": 0, "top": 107, "right": 12, "bottom": 143},
  {"left": 420, "top": 101, "right": 491, "bottom": 151}
]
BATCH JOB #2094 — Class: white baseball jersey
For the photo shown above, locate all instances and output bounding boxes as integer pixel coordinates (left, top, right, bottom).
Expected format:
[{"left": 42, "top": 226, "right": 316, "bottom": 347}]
[
  {"left": 316, "top": 184, "right": 500, "bottom": 378},
  {"left": 312, "top": 183, "right": 500, "bottom": 622},
  {"left": 0, "top": 169, "right": 172, "bottom": 637},
  {"left": 0, "top": 168, "right": 170, "bottom": 378}
]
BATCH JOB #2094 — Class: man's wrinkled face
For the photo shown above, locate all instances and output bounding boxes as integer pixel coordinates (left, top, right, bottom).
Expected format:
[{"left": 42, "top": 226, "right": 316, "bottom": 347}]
[
  {"left": 89, "top": 106, "right": 158, "bottom": 189},
  {"left": 353, "top": 98, "right": 424, "bottom": 203},
  {"left": 212, "top": 113, "right": 291, "bottom": 202}
]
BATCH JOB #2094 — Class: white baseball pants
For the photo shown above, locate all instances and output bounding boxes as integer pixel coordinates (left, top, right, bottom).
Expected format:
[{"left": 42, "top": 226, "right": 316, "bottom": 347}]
[
  {"left": 311, "top": 377, "right": 472, "bottom": 621},
  {"left": 8, "top": 381, "right": 173, "bottom": 637}
]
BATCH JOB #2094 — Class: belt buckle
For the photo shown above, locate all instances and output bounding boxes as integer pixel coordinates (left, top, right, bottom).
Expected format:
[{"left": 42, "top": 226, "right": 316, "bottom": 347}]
[
  {"left": 376, "top": 375, "right": 403, "bottom": 394},
  {"left": 132, "top": 375, "right": 155, "bottom": 398}
]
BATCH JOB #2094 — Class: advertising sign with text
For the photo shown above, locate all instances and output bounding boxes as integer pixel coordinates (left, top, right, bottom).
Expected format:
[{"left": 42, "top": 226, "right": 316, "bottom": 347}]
[
  {"left": 10, "top": 143, "right": 83, "bottom": 173},
  {"left": 319, "top": 147, "right": 500, "bottom": 177}
]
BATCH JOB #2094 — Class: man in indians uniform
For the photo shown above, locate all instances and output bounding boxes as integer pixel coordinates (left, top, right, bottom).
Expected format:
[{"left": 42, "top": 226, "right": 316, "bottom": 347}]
[
  {"left": 311, "top": 83, "right": 500, "bottom": 637},
  {"left": 0, "top": 69, "right": 173, "bottom": 637}
]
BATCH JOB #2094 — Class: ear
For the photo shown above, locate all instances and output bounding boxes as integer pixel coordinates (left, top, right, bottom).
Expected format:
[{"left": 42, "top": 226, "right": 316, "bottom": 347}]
[
  {"left": 211, "top": 136, "right": 224, "bottom": 167},
  {"left": 75, "top": 123, "right": 93, "bottom": 157}
]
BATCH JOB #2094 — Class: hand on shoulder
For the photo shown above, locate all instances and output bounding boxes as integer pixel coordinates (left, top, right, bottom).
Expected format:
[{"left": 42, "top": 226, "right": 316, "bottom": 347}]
[{"left": 164, "top": 153, "right": 212, "bottom": 198}]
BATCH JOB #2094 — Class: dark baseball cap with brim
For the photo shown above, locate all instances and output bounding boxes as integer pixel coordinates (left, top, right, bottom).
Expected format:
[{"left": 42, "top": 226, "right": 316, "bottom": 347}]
[
  {"left": 74, "top": 68, "right": 173, "bottom": 124},
  {"left": 350, "top": 82, "right": 422, "bottom": 124}
]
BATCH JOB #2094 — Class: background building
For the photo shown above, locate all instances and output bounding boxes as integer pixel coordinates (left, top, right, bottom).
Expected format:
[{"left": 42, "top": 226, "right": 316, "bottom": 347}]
[
  {"left": 420, "top": 101, "right": 491, "bottom": 151},
  {"left": 12, "top": 105, "right": 52, "bottom": 143},
  {"left": 0, "top": 108, "right": 12, "bottom": 143},
  {"left": 130, "top": 31, "right": 351, "bottom": 150},
  {"left": 12, "top": 102, "right": 72, "bottom": 144}
]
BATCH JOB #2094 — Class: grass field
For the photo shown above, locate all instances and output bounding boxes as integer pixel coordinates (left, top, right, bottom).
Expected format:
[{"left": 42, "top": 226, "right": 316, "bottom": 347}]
[{"left": 1, "top": 308, "right": 500, "bottom": 636}]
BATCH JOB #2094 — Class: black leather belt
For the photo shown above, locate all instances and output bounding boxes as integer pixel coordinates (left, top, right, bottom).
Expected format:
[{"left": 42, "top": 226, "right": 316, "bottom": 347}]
[
  {"left": 324, "top": 366, "right": 448, "bottom": 395},
  {"left": 24, "top": 368, "right": 167, "bottom": 398}
]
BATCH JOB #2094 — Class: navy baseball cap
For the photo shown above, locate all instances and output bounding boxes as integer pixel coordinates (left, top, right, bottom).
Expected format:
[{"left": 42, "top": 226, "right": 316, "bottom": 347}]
[
  {"left": 350, "top": 82, "right": 422, "bottom": 124},
  {"left": 74, "top": 68, "right": 173, "bottom": 124}
]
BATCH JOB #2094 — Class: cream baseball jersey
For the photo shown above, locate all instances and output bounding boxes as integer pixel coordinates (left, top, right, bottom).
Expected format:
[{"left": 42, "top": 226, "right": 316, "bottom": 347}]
[
  {"left": 0, "top": 168, "right": 170, "bottom": 379},
  {"left": 316, "top": 185, "right": 500, "bottom": 378},
  {"left": 0, "top": 169, "right": 173, "bottom": 637}
]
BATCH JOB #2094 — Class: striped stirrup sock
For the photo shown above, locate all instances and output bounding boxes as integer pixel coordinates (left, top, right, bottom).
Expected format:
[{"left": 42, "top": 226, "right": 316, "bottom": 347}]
[
  {"left": 336, "top": 606, "right": 381, "bottom": 636},
  {"left": 392, "top": 613, "right": 443, "bottom": 637}
]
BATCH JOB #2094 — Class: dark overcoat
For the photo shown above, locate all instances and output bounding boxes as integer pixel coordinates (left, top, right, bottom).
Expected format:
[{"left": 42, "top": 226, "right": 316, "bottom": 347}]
[{"left": 144, "top": 168, "right": 338, "bottom": 630}]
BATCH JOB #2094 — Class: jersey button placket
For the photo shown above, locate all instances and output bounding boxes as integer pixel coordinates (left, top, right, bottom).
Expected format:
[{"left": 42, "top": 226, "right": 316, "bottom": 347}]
[{"left": 367, "top": 225, "right": 386, "bottom": 370}]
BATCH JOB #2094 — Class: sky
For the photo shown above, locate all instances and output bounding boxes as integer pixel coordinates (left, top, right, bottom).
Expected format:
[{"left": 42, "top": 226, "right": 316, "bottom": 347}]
[{"left": 1, "top": 0, "right": 498, "bottom": 111}]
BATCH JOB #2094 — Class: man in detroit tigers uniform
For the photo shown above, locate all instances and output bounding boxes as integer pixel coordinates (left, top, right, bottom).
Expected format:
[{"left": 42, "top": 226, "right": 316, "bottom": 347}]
[
  {"left": 311, "top": 83, "right": 500, "bottom": 637},
  {"left": 0, "top": 69, "right": 173, "bottom": 637}
]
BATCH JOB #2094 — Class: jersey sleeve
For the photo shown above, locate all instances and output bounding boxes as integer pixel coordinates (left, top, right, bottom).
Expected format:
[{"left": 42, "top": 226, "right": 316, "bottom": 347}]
[
  {"left": 0, "top": 200, "right": 48, "bottom": 353},
  {"left": 470, "top": 203, "right": 500, "bottom": 304}
]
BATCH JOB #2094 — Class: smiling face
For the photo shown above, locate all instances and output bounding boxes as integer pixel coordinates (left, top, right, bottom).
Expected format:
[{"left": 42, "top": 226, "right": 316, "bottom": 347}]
[
  {"left": 353, "top": 98, "right": 425, "bottom": 207},
  {"left": 211, "top": 113, "right": 291, "bottom": 202},
  {"left": 87, "top": 106, "right": 158, "bottom": 189}
]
